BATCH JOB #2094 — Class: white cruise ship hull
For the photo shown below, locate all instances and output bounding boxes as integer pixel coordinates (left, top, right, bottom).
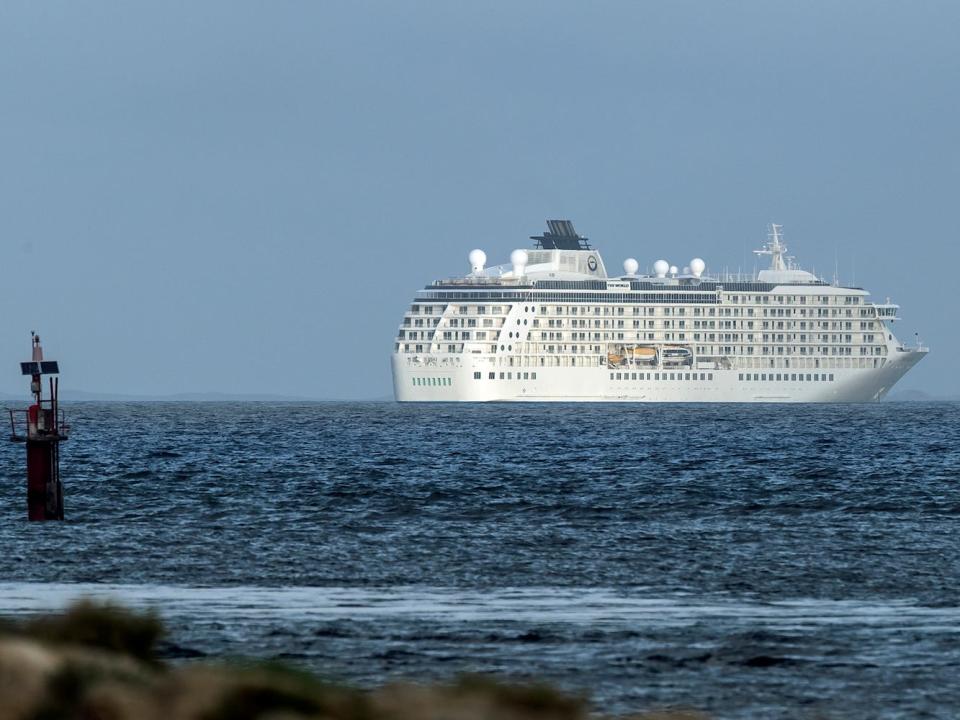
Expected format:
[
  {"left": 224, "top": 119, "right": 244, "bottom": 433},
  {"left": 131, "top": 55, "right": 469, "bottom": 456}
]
[
  {"left": 391, "top": 220, "right": 929, "bottom": 404},
  {"left": 392, "top": 347, "right": 927, "bottom": 403}
]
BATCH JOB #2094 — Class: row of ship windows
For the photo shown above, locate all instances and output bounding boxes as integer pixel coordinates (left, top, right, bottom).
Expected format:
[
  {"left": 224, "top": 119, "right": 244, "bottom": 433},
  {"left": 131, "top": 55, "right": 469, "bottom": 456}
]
[
  {"left": 419, "top": 292, "right": 865, "bottom": 306},
  {"left": 411, "top": 377, "right": 452, "bottom": 387},
  {"left": 611, "top": 372, "right": 715, "bottom": 381},
  {"left": 473, "top": 372, "right": 539, "bottom": 380},
  {"left": 411, "top": 303, "right": 872, "bottom": 317},
  {"left": 537, "top": 319, "right": 877, "bottom": 329},
  {"left": 526, "top": 287, "right": 865, "bottom": 306},
  {"left": 534, "top": 330, "right": 881, "bottom": 343},
  {"left": 408, "top": 318, "right": 880, "bottom": 331},
  {"left": 608, "top": 371, "right": 836, "bottom": 382},
  {"left": 398, "top": 342, "right": 868, "bottom": 357},
  {"left": 402, "top": 330, "right": 884, "bottom": 354},
  {"left": 513, "top": 344, "right": 867, "bottom": 356},
  {"left": 523, "top": 305, "right": 864, "bottom": 317},
  {"left": 738, "top": 372, "right": 835, "bottom": 382},
  {"left": 422, "top": 293, "right": 718, "bottom": 304}
]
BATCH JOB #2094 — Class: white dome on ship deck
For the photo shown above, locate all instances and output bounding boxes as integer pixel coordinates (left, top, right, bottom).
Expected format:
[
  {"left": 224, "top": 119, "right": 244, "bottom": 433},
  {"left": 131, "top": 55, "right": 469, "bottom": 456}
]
[
  {"left": 469, "top": 248, "right": 486, "bottom": 274},
  {"left": 623, "top": 258, "right": 639, "bottom": 276},
  {"left": 690, "top": 258, "right": 705, "bottom": 278},
  {"left": 510, "top": 249, "right": 528, "bottom": 277},
  {"left": 653, "top": 260, "right": 669, "bottom": 278}
]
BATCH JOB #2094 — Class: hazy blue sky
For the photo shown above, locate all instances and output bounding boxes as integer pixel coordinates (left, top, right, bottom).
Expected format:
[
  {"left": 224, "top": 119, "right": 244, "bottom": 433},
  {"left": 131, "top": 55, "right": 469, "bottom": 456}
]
[{"left": 1, "top": 1, "right": 956, "bottom": 398}]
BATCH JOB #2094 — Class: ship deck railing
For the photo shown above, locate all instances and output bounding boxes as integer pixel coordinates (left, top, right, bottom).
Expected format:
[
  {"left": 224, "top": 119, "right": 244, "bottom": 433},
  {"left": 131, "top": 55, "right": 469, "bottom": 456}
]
[{"left": 434, "top": 276, "right": 528, "bottom": 287}]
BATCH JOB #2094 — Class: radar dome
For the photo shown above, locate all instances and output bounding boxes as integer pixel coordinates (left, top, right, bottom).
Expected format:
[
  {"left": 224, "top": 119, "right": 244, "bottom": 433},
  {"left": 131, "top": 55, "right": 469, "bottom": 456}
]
[
  {"left": 623, "top": 258, "right": 639, "bottom": 276},
  {"left": 669, "top": 265, "right": 679, "bottom": 276},
  {"left": 510, "top": 248, "right": 529, "bottom": 276},
  {"left": 653, "top": 259, "right": 669, "bottom": 278},
  {"left": 469, "top": 248, "right": 486, "bottom": 274},
  {"left": 690, "top": 257, "right": 705, "bottom": 278}
]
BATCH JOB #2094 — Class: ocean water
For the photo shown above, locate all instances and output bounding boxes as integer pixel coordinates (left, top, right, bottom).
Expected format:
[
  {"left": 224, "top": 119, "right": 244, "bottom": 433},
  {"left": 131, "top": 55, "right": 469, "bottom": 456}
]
[{"left": 0, "top": 401, "right": 958, "bottom": 719}]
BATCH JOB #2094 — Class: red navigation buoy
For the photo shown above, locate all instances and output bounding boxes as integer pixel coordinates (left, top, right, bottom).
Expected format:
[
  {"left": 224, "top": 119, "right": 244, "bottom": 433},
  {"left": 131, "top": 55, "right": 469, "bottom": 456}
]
[{"left": 8, "top": 333, "right": 69, "bottom": 520}]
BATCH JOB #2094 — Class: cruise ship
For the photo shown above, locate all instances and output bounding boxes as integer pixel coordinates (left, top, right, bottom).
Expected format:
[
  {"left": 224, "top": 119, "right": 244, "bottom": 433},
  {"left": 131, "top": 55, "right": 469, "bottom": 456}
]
[{"left": 392, "top": 221, "right": 927, "bottom": 402}]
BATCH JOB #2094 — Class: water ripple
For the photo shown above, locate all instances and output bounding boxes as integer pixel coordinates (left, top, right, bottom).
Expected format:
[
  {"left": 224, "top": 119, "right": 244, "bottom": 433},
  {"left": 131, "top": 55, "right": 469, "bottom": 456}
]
[{"left": 0, "top": 401, "right": 958, "bottom": 718}]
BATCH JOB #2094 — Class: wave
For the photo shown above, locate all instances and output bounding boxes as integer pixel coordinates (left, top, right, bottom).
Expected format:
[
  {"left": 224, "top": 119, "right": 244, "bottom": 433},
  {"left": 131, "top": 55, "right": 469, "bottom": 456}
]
[{"left": 0, "top": 583, "right": 955, "bottom": 632}]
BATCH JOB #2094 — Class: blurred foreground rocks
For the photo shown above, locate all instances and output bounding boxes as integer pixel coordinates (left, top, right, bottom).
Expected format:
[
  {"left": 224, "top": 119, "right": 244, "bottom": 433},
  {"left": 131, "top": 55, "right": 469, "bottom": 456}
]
[{"left": 0, "top": 602, "right": 704, "bottom": 720}]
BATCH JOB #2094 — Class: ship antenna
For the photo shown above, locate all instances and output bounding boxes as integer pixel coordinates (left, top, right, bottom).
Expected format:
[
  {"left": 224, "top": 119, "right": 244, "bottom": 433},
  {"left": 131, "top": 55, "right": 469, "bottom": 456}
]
[
  {"left": 753, "top": 223, "right": 787, "bottom": 271},
  {"left": 770, "top": 224, "right": 785, "bottom": 270}
]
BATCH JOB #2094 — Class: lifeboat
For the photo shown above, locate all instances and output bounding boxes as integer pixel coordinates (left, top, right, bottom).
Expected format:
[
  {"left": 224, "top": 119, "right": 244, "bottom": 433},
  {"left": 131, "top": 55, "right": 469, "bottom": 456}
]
[
  {"left": 632, "top": 347, "right": 657, "bottom": 360},
  {"left": 662, "top": 346, "right": 693, "bottom": 365}
]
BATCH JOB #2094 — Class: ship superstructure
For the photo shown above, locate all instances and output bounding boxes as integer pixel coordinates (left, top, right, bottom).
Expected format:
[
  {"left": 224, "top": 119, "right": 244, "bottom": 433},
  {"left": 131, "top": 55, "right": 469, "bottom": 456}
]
[{"left": 392, "top": 221, "right": 927, "bottom": 402}]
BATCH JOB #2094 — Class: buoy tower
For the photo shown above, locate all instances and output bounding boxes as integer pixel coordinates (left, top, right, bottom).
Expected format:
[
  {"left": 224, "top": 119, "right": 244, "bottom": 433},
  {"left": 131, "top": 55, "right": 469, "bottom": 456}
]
[{"left": 8, "top": 333, "right": 68, "bottom": 520}]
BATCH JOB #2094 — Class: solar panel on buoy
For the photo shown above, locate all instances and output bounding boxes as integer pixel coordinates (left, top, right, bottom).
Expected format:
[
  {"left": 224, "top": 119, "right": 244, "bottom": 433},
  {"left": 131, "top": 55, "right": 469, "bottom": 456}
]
[{"left": 20, "top": 361, "right": 59, "bottom": 375}]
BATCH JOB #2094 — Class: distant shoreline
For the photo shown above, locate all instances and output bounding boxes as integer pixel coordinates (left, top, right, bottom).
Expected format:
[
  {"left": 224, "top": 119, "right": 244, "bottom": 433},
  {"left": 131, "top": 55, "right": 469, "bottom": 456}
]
[
  {"left": 0, "top": 391, "right": 953, "bottom": 403},
  {"left": 0, "top": 392, "right": 393, "bottom": 403}
]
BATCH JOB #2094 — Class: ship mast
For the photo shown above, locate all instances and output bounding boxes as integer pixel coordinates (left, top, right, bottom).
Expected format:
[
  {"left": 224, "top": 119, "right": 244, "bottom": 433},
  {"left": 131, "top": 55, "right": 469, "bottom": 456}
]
[{"left": 753, "top": 223, "right": 788, "bottom": 271}]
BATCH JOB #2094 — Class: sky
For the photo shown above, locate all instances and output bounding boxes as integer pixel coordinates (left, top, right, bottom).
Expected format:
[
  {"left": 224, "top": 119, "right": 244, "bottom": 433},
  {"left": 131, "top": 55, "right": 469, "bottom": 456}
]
[{"left": 1, "top": 1, "right": 957, "bottom": 398}]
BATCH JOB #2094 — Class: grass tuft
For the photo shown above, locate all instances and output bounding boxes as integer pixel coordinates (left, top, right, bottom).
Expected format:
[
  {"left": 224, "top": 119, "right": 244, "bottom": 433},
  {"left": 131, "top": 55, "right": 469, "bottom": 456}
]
[{"left": 23, "top": 600, "right": 164, "bottom": 663}]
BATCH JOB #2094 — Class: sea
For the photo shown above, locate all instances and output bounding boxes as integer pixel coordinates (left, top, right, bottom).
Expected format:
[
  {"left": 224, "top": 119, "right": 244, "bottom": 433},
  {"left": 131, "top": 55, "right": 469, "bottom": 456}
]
[{"left": 0, "top": 401, "right": 957, "bottom": 719}]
